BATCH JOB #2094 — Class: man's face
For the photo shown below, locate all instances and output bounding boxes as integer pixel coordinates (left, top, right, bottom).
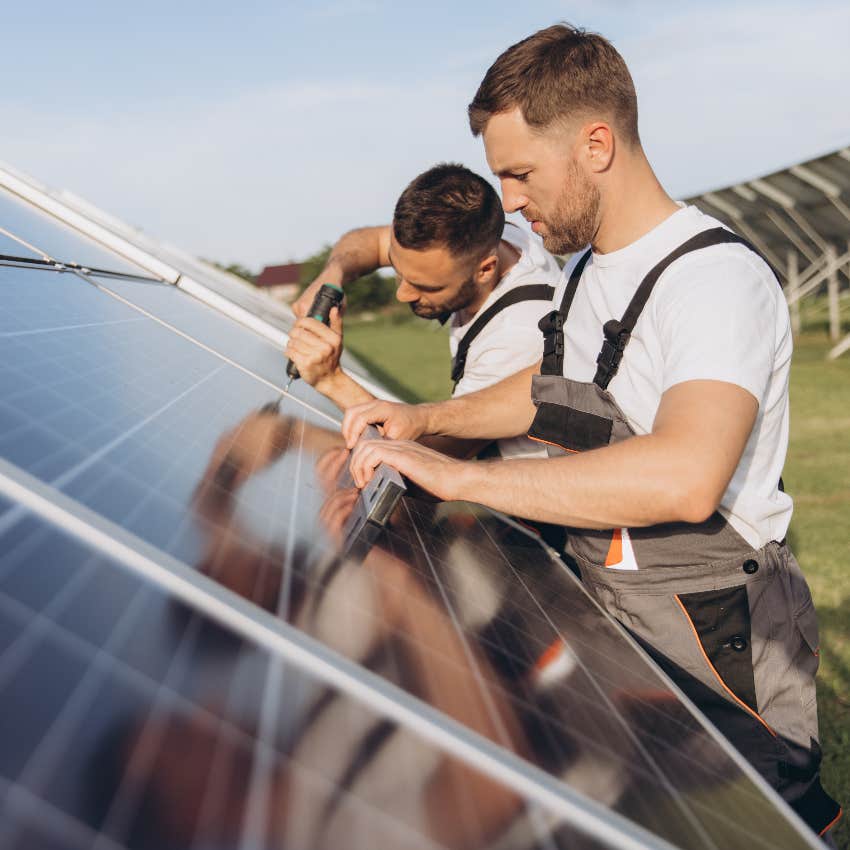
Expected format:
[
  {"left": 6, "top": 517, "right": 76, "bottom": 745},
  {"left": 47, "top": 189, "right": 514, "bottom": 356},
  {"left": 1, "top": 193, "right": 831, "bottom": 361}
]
[
  {"left": 483, "top": 107, "right": 600, "bottom": 255},
  {"left": 387, "top": 235, "right": 480, "bottom": 320}
]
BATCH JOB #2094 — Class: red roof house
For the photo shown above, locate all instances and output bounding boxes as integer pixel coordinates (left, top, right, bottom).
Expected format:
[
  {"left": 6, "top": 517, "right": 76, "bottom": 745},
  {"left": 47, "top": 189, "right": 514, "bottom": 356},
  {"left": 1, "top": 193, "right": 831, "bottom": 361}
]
[{"left": 256, "top": 262, "right": 301, "bottom": 301}]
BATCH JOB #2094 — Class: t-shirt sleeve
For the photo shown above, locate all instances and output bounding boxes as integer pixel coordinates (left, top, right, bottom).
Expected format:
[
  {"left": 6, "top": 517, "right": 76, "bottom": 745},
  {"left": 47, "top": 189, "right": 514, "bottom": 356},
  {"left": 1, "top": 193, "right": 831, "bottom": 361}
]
[
  {"left": 655, "top": 250, "right": 779, "bottom": 404},
  {"left": 453, "top": 302, "right": 546, "bottom": 397}
]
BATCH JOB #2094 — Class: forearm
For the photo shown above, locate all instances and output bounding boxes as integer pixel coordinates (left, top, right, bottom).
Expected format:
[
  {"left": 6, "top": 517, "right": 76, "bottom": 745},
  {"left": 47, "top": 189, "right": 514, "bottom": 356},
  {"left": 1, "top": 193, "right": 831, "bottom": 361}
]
[
  {"left": 322, "top": 226, "right": 389, "bottom": 286},
  {"left": 420, "top": 434, "right": 490, "bottom": 459},
  {"left": 315, "top": 369, "right": 376, "bottom": 411},
  {"left": 421, "top": 363, "right": 538, "bottom": 440},
  {"left": 349, "top": 380, "right": 753, "bottom": 529},
  {"left": 456, "top": 432, "right": 712, "bottom": 529}
]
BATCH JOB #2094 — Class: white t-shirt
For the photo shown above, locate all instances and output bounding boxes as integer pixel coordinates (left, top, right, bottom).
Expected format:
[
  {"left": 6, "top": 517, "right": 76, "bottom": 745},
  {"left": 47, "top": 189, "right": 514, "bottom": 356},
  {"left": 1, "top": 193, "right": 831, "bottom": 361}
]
[
  {"left": 449, "top": 222, "right": 562, "bottom": 459},
  {"left": 553, "top": 205, "right": 793, "bottom": 548}
]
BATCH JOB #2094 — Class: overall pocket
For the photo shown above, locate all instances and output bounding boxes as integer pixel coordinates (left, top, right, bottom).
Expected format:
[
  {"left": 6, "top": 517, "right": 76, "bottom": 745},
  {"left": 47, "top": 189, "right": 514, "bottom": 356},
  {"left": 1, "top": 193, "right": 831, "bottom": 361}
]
[{"left": 676, "top": 584, "right": 760, "bottom": 715}]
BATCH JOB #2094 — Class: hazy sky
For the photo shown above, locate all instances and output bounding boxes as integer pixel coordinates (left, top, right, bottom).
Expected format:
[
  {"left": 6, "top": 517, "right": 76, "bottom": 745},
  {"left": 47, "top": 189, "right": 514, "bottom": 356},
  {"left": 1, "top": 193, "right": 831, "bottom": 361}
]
[{"left": 2, "top": 1, "right": 849, "bottom": 269}]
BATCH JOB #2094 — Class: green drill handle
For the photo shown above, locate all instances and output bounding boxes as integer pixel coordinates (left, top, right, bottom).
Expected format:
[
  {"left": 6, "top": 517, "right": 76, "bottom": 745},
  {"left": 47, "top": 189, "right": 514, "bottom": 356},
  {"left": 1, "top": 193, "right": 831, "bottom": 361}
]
[{"left": 286, "top": 283, "right": 344, "bottom": 381}]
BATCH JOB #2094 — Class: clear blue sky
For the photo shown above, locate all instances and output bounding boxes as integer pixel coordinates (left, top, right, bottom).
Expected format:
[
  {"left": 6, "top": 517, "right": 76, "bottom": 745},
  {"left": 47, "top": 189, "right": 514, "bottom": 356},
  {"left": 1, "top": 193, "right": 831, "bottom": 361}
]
[{"left": 2, "top": 1, "right": 849, "bottom": 269}]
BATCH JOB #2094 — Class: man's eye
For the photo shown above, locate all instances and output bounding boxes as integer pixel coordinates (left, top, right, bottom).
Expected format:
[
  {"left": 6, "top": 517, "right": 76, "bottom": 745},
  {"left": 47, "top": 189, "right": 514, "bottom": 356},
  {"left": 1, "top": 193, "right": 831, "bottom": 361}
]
[{"left": 513, "top": 172, "right": 530, "bottom": 182}]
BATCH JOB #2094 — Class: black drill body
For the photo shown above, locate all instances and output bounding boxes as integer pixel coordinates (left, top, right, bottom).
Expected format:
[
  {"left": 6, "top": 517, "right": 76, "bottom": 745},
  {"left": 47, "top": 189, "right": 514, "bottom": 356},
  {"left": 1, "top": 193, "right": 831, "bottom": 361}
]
[{"left": 285, "top": 283, "right": 344, "bottom": 384}]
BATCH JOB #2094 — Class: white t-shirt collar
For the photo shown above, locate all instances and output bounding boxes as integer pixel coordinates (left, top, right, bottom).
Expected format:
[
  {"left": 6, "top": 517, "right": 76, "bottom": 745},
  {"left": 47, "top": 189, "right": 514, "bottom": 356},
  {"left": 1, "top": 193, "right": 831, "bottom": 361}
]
[{"left": 591, "top": 203, "right": 695, "bottom": 270}]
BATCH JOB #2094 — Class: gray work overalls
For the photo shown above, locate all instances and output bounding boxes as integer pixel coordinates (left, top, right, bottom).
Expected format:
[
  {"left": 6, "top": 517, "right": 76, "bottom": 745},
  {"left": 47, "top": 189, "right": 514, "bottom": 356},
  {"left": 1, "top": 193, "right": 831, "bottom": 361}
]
[{"left": 527, "top": 227, "right": 841, "bottom": 838}]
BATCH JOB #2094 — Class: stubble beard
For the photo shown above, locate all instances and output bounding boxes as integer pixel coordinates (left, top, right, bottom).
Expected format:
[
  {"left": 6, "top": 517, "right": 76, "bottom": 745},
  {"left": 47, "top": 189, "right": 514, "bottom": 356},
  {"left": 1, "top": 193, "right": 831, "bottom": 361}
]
[
  {"left": 536, "top": 165, "right": 601, "bottom": 256},
  {"left": 409, "top": 274, "right": 479, "bottom": 320}
]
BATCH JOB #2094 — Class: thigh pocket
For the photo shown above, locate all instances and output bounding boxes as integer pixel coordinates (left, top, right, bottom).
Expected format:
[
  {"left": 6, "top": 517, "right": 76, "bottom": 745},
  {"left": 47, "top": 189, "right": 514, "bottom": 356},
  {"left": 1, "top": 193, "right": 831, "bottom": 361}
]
[
  {"left": 782, "top": 554, "right": 821, "bottom": 711},
  {"left": 676, "top": 585, "right": 759, "bottom": 715},
  {"left": 795, "top": 599, "right": 820, "bottom": 656},
  {"left": 794, "top": 599, "right": 820, "bottom": 712}
]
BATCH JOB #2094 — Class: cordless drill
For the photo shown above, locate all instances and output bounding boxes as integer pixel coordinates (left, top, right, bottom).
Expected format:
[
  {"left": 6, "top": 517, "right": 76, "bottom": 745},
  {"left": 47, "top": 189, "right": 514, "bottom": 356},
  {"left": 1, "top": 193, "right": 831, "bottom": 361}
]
[{"left": 283, "top": 283, "right": 345, "bottom": 393}]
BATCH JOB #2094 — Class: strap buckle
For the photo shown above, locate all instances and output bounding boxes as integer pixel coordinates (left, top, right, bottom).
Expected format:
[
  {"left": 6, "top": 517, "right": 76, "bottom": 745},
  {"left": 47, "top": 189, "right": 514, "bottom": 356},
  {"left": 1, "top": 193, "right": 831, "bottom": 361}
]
[
  {"left": 450, "top": 356, "right": 466, "bottom": 384},
  {"left": 538, "top": 310, "right": 563, "bottom": 334},
  {"left": 595, "top": 320, "right": 631, "bottom": 387}
]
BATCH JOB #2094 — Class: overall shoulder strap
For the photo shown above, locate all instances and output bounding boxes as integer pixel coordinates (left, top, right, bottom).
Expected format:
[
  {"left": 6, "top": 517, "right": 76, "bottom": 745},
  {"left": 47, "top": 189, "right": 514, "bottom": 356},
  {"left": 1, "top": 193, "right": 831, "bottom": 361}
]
[
  {"left": 451, "top": 284, "right": 555, "bottom": 388},
  {"left": 538, "top": 249, "right": 592, "bottom": 376},
  {"left": 558, "top": 249, "right": 593, "bottom": 316},
  {"left": 594, "top": 227, "right": 765, "bottom": 389}
]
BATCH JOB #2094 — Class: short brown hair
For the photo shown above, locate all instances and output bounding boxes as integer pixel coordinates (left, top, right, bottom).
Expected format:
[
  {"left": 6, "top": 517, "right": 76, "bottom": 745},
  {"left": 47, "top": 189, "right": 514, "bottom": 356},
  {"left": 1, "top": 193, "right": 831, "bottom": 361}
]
[
  {"left": 392, "top": 163, "right": 504, "bottom": 262},
  {"left": 468, "top": 24, "right": 639, "bottom": 145}
]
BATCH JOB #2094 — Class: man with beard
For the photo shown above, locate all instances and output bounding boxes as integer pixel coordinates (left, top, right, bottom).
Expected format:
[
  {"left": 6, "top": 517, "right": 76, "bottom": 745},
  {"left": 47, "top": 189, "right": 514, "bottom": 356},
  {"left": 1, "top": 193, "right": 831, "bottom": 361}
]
[
  {"left": 342, "top": 24, "right": 842, "bottom": 844},
  {"left": 286, "top": 163, "right": 562, "bottom": 459}
]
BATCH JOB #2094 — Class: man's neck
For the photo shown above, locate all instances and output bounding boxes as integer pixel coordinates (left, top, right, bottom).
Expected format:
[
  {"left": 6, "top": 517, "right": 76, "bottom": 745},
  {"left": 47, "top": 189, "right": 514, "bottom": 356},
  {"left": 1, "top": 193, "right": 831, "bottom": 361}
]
[
  {"left": 456, "top": 238, "right": 520, "bottom": 324},
  {"left": 592, "top": 150, "right": 680, "bottom": 255}
]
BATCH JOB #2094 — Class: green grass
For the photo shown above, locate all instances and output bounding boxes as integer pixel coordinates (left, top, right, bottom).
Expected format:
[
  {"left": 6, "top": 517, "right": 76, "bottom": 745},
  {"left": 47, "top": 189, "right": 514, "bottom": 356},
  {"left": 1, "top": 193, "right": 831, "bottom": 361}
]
[
  {"left": 345, "top": 315, "right": 452, "bottom": 402},
  {"left": 345, "top": 315, "right": 850, "bottom": 845},
  {"left": 785, "top": 335, "right": 850, "bottom": 848}
]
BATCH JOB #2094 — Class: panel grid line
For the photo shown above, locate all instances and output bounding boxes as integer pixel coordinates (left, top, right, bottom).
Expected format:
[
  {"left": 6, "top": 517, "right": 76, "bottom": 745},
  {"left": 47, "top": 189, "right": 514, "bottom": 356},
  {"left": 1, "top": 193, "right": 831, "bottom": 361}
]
[
  {"left": 0, "top": 364, "right": 225, "bottom": 539},
  {"left": 73, "top": 269, "right": 341, "bottom": 427}
]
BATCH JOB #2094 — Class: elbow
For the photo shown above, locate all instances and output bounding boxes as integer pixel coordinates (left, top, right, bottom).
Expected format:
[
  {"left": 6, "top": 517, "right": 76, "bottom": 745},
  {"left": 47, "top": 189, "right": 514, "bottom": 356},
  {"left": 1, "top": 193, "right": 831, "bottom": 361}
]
[{"left": 672, "top": 483, "right": 721, "bottom": 525}]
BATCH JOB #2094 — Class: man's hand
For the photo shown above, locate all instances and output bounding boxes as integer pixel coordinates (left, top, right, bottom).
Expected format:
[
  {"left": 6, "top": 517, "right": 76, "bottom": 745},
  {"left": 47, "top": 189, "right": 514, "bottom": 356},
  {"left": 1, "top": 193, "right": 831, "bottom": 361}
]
[
  {"left": 349, "top": 438, "right": 469, "bottom": 501},
  {"left": 343, "top": 399, "right": 432, "bottom": 446},
  {"left": 291, "top": 270, "right": 340, "bottom": 319},
  {"left": 284, "top": 307, "right": 344, "bottom": 389}
]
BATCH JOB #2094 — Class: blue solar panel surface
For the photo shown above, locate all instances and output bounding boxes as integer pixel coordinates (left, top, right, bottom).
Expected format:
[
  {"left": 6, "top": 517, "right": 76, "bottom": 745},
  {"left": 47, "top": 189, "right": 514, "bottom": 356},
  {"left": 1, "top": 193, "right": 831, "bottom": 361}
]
[{"left": 2, "top": 516, "right": 618, "bottom": 850}]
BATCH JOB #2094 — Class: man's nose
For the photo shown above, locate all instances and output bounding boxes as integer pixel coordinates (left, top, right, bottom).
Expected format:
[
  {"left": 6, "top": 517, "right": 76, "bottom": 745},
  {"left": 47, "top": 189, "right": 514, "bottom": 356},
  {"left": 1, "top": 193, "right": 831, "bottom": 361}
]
[
  {"left": 395, "top": 279, "right": 419, "bottom": 303},
  {"left": 501, "top": 183, "right": 528, "bottom": 214}
]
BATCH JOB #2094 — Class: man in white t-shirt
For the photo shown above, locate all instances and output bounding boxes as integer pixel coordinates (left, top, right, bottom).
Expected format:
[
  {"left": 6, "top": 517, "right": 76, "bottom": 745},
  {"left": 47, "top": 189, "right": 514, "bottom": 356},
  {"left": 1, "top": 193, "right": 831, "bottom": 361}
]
[
  {"left": 341, "top": 25, "right": 841, "bottom": 841},
  {"left": 288, "top": 163, "right": 561, "bottom": 459}
]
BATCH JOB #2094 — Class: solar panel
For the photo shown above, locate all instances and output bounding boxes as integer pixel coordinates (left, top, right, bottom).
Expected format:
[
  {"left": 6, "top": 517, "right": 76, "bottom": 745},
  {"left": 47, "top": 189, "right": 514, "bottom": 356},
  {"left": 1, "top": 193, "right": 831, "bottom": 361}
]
[
  {"left": 1, "top": 513, "right": 633, "bottom": 850},
  {"left": 0, "top": 170, "right": 302, "bottom": 334},
  {"left": 74, "top": 270, "right": 344, "bottom": 420},
  {"left": 0, "top": 176, "right": 395, "bottom": 392},
  {"left": 0, "top": 195, "right": 823, "bottom": 849},
  {"left": 0, "top": 189, "right": 157, "bottom": 279}
]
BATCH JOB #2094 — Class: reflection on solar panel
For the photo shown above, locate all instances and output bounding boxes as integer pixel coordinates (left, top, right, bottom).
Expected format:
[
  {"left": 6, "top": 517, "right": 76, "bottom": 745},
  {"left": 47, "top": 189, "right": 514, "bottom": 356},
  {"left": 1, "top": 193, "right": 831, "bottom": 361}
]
[{"left": 0, "top": 183, "right": 822, "bottom": 849}]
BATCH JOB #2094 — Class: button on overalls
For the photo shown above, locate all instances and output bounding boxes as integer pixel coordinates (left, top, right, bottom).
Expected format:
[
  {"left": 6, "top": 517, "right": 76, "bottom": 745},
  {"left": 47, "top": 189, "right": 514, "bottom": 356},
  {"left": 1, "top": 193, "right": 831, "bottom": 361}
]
[{"left": 527, "top": 227, "right": 841, "bottom": 838}]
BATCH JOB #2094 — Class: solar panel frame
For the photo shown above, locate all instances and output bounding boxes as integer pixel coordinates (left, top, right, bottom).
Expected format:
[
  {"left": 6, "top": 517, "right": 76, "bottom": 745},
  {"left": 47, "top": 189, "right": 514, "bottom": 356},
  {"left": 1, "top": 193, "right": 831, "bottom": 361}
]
[{"left": 0, "top": 188, "right": 159, "bottom": 280}]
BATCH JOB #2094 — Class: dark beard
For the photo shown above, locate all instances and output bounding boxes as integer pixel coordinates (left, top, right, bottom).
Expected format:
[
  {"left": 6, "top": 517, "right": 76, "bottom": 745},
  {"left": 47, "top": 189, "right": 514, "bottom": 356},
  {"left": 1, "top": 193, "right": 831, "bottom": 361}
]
[
  {"left": 409, "top": 274, "right": 478, "bottom": 321},
  {"left": 539, "top": 165, "right": 601, "bottom": 255},
  {"left": 409, "top": 303, "right": 453, "bottom": 324}
]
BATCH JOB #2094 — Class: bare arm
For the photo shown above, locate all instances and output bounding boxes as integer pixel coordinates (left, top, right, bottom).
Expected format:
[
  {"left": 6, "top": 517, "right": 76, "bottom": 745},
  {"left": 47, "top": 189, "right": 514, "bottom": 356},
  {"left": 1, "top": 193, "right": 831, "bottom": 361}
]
[
  {"left": 292, "top": 225, "right": 391, "bottom": 317},
  {"left": 314, "top": 370, "right": 377, "bottom": 411},
  {"left": 348, "top": 380, "right": 759, "bottom": 529},
  {"left": 420, "top": 435, "right": 490, "bottom": 459},
  {"left": 342, "top": 361, "right": 540, "bottom": 446}
]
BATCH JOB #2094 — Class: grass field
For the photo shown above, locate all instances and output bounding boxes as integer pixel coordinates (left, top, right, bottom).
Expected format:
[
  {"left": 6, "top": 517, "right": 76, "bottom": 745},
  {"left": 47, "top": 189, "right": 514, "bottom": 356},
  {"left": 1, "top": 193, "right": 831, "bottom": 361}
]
[{"left": 346, "top": 315, "right": 849, "bottom": 846}]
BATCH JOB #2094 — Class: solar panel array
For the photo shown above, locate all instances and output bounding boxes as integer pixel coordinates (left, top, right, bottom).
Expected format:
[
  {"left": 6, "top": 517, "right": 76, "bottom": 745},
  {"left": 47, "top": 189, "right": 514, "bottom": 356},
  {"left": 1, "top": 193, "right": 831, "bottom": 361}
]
[{"left": 0, "top": 183, "right": 822, "bottom": 849}]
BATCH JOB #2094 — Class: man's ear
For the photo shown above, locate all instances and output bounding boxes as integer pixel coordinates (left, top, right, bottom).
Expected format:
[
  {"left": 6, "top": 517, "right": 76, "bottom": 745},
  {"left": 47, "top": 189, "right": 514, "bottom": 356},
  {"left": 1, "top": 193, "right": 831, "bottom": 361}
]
[
  {"left": 475, "top": 252, "right": 499, "bottom": 282},
  {"left": 580, "top": 121, "right": 615, "bottom": 173}
]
